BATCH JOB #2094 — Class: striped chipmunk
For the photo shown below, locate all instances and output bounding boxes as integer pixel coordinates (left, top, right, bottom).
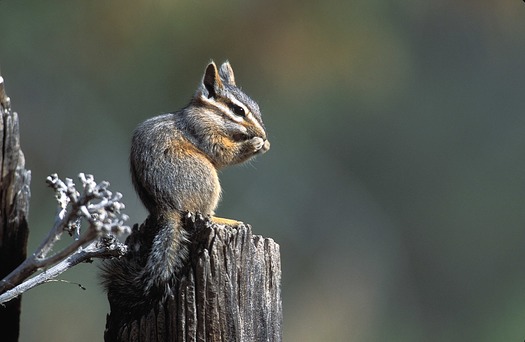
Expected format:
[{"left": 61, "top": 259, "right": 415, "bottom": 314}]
[{"left": 101, "top": 61, "right": 270, "bottom": 311}]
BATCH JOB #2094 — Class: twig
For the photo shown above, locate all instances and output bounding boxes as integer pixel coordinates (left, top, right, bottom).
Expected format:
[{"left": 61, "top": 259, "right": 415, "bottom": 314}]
[
  {"left": 0, "top": 236, "right": 127, "bottom": 304},
  {"left": 0, "top": 173, "right": 130, "bottom": 303}
]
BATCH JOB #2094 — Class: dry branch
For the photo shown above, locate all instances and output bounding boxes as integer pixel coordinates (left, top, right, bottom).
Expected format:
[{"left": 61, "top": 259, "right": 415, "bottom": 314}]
[{"left": 0, "top": 173, "right": 131, "bottom": 304}]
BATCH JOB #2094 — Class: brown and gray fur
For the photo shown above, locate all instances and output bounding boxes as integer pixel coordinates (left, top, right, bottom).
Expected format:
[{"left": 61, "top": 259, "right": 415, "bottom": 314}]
[{"left": 101, "top": 61, "right": 269, "bottom": 313}]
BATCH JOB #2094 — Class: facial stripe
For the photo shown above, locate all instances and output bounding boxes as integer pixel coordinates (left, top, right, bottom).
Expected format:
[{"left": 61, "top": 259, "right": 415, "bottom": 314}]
[
  {"left": 225, "top": 94, "right": 266, "bottom": 134},
  {"left": 199, "top": 93, "right": 266, "bottom": 136},
  {"left": 200, "top": 94, "right": 244, "bottom": 123}
]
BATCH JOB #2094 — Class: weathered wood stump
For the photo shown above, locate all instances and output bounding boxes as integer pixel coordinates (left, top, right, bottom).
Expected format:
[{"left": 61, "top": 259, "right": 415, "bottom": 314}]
[
  {"left": 104, "top": 214, "right": 282, "bottom": 342},
  {"left": 0, "top": 78, "right": 31, "bottom": 342}
]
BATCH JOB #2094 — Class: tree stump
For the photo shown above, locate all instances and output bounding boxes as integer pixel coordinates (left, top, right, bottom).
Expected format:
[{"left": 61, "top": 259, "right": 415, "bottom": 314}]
[
  {"left": 0, "top": 78, "right": 31, "bottom": 342},
  {"left": 104, "top": 214, "right": 282, "bottom": 342}
]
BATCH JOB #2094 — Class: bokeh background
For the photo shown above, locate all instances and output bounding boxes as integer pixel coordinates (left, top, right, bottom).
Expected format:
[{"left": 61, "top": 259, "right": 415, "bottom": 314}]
[{"left": 1, "top": 1, "right": 525, "bottom": 341}]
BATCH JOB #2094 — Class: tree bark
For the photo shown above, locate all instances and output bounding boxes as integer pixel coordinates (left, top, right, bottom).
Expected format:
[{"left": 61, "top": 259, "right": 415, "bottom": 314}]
[
  {"left": 0, "top": 82, "right": 31, "bottom": 342},
  {"left": 104, "top": 214, "right": 282, "bottom": 342}
]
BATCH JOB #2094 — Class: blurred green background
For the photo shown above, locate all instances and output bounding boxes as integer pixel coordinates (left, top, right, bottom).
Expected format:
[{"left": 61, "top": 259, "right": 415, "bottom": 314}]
[{"left": 1, "top": 0, "right": 525, "bottom": 341}]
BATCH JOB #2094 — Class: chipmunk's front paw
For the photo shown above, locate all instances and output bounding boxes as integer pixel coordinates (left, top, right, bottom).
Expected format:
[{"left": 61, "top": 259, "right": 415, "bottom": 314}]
[
  {"left": 250, "top": 137, "right": 264, "bottom": 151},
  {"left": 250, "top": 137, "right": 270, "bottom": 154}
]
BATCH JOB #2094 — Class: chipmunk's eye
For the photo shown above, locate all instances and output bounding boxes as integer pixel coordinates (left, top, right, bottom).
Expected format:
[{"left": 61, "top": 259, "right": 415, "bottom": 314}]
[{"left": 230, "top": 104, "right": 246, "bottom": 117}]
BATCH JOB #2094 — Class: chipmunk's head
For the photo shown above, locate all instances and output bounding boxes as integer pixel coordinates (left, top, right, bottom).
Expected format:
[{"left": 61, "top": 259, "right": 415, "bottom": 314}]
[{"left": 194, "top": 61, "right": 268, "bottom": 145}]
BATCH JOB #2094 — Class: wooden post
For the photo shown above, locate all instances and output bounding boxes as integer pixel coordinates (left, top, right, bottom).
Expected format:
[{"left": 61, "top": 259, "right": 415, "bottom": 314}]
[
  {"left": 0, "top": 77, "right": 31, "bottom": 341},
  {"left": 104, "top": 214, "right": 282, "bottom": 342}
]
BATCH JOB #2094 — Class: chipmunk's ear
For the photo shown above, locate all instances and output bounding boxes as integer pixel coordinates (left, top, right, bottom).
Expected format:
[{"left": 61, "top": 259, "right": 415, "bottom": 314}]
[
  {"left": 202, "top": 61, "right": 223, "bottom": 99},
  {"left": 219, "top": 61, "right": 236, "bottom": 86}
]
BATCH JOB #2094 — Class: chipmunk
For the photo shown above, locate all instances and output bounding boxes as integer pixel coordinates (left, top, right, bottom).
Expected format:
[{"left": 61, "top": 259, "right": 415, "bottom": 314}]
[{"left": 101, "top": 61, "right": 269, "bottom": 312}]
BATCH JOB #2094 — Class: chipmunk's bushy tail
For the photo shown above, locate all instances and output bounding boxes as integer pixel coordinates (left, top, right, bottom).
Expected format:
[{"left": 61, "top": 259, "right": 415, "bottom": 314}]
[{"left": 100, "top": 212, "right": 189, "bottom": 315}]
